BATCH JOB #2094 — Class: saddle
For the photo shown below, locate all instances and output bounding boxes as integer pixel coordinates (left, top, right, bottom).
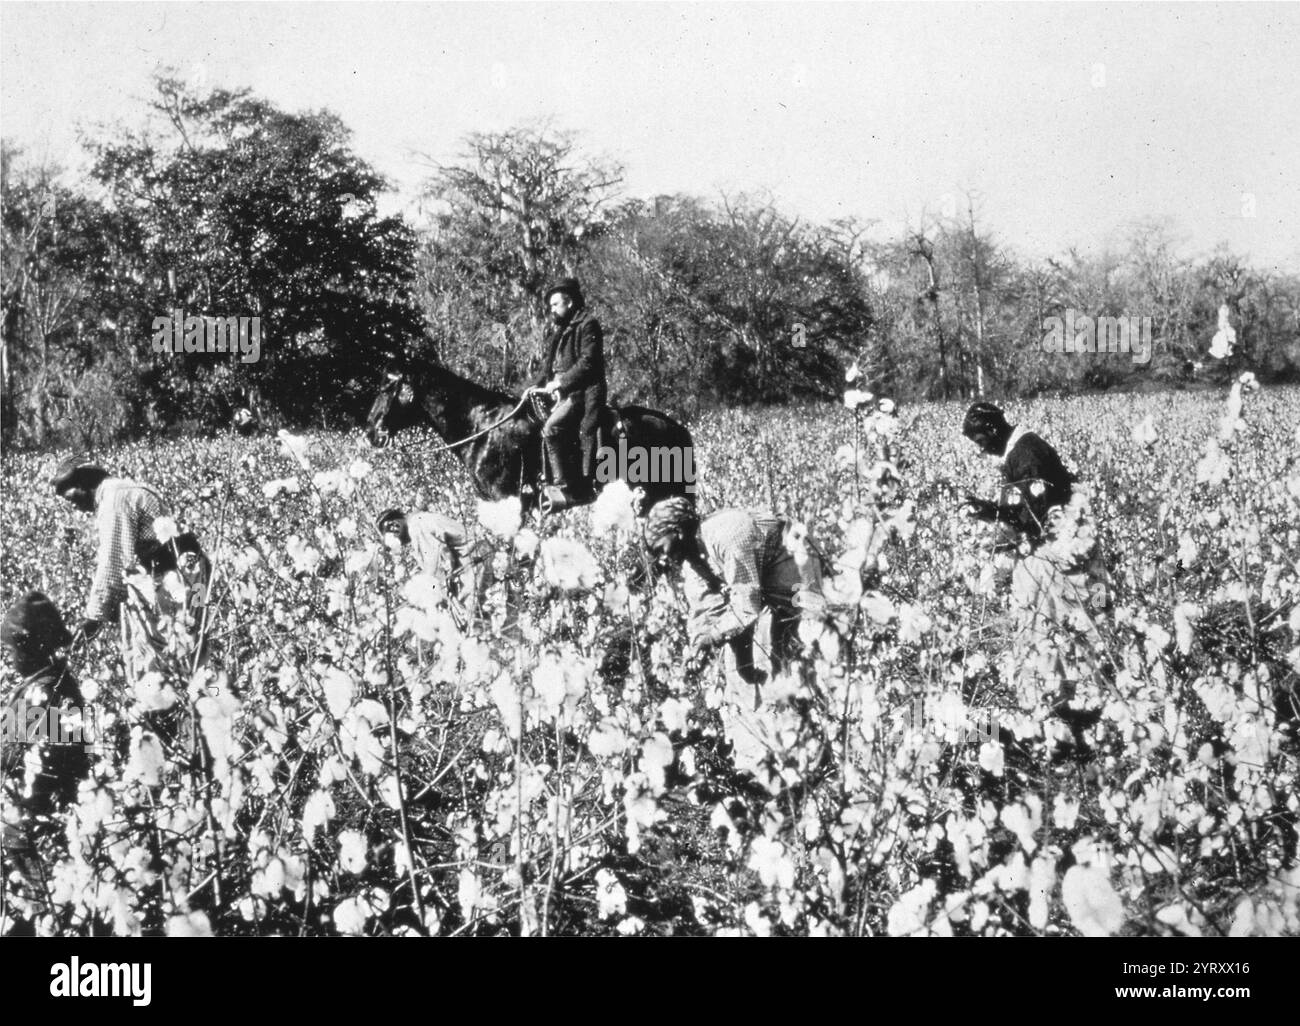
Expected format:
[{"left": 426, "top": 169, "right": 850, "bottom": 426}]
[
  {"left": 528, "top": 394, "right": 626, "bottom": 511},
  {"left": 596, "top": 404, "right": 627, "bottom": 450},
  {"left": 526, "top": 393, "right": 625, "bottom": 449}
]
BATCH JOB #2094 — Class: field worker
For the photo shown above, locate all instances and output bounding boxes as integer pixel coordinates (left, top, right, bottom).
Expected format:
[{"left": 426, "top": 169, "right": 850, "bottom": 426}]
[
  {"left": 1, "top": 591, "right": 91, "bottom": 816},
  {"left": 1, "top": 591, "right": 92, "bottom": 893},
  {"left": 960, "top": 402, "right": 1109, "bottom": 638},
  {"left": 375, "top": 508, "right": 490, "bottom": 626},
  {"left": 526, "top": 277, "right": 607, "bottom": 512},
  {"left": 644, "top": 498, "right": 825, "bottom": 773},
  {"left": 51, "top": 454, "right": 209, "bottom": 647}
]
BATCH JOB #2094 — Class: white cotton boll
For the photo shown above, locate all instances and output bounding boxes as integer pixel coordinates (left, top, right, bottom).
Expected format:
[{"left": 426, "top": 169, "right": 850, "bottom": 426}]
[
  {"left": 1156, "top": 904, "right": 1203, "bottom": 938},
  {"left": 540, "top": 537, "right": 600, "bottom": 591},
  {"left": 477, "top": 496, "right": 522, "bottom": 540},
  {"left": 514, "top": 528, "right": 540, "bottom": 560},
  {"left": 1062, "top": 865, "right": 1124, "bottom": 937},
  {"left": 591, "top": 480, "right": 638, "bottom": 538},
  {"left": 978, "top": 740, "right": 1004, "bottom": 777},
  {"left": 458, "top": 868, "right": 481, "bottom": 922},
  {"left": 1209, "top": 304, "right": 1236, "bottom": 359},
  {"left": 1174, "top": 602, "right": 1200, "bottom": 655},
  {"left": 332, "top": 897, "right": 368, "bottom": 936},
  {"left": 490, "top": 672, "right": 522, "bottom": 740},
  {"left": 277, "top": 429, "right": 313, "bottom": 468},
  {"left": 595, "top": 868, "right": 628, "bottom": 919},
  {"left": 844, "top": 388, "right": 874, "bottom": 411},
  {"left": 1053, "top": 794, "right": 1081, "bottom": 830},
  {"left": 337, "top": 830, "right": 368, "bottom": 874},
  {"left": 286, "top": 536, "right": 322, "bottom": 574},
  {"left": 321, "top": 668, "right": 357, "bottom": 719},
  {"left": 1131, "top": 414, "right": 1157, "bottom": 448},
  {"left": 151, "top": 516, "right": 179, "bottom": 543},
  {"left": 378, "top": 775, "right": 403, "bottom": 810},
  {"left": 588, "top": 719, "right": 628, "bottom": 758},
  {"left": 658, "top": 698, "right": 691, "bottom": 734},
  {"left": 887, "top": 879, "right": 937, "bottom": 937},
  {"left": 125, "top": 730, "right": 166, "bottom": 787},
  {"left": 312, "top": 470, "right": 341, "bottom": 495},
  {"left": 301, "top": 789, "right": 336, "bottom": 838},
  {"left": 1000, "top": 802, "right": 1039, "bottom": 854},
  {"left": 640, "top": 734, "right": 675, "bottom": 794},
  {"left": 133, "top": 671, "right": 179, "bottom": 712},
  {"left": 531, "top": 656, "right": 569, "bottom": 721},
  {"left": 166, "top": 911, "right": 214, "bottom": 937}
]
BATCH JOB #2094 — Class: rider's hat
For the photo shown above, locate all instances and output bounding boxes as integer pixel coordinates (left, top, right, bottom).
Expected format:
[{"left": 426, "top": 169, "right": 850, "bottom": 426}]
[{"left": 544, "top": 278, "right": 585, "bottom": 307}]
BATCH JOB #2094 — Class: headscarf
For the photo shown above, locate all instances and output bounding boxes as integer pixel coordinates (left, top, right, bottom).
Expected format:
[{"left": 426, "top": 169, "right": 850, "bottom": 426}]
[{"left": 644, "top": 497, "right": 699, "bottom": 549}]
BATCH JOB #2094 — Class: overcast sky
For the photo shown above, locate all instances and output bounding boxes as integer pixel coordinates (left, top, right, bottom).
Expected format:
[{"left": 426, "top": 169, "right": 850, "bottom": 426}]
[{"left": 2, "top": 1, "right": 1297, "bottom": 268}]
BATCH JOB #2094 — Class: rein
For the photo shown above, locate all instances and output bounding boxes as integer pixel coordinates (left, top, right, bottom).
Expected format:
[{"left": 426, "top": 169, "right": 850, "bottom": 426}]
[{"left": 420, "top": 395, "right": 532, "bottom": 453}]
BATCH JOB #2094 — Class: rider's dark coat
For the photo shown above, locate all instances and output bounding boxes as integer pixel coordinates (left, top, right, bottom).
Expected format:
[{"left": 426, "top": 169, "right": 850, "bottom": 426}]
[{"left": 533, "top": 306, "right": 607, "bottom": 479}]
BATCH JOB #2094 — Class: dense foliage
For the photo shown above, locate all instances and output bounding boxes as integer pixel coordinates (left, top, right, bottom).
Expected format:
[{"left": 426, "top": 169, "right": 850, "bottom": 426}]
[
  {"left": 4, "top": 80, "right": 1298, "bottom": 448},
  {"left": 3, "top": 382, "right": 1297, "bottom": 936}
]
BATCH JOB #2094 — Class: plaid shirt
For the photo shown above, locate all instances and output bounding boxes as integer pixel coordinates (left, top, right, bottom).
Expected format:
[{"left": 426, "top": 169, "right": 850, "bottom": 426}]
[
  {"left": 86, "top": 478, "right": 167, "bottom": 622},
  {"left": 682, "top": 509, "right": 792, "bottom": 646}
]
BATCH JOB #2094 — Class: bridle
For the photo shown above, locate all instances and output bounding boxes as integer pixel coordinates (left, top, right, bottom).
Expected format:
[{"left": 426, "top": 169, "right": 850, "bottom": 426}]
[{"left": 375, "top": 373, "right": 531, "bottom": 453}]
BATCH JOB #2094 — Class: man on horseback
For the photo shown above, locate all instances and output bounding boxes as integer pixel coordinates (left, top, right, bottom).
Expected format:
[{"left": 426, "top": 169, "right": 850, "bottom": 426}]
[{"left": 528, "top": 277, "right": 607, "bottom": 511}]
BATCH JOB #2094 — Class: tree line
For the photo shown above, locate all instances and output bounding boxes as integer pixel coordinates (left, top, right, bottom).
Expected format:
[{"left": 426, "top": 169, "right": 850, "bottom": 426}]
[{"left": 4, "top": 76, "right": 1297, "bottom": 449}]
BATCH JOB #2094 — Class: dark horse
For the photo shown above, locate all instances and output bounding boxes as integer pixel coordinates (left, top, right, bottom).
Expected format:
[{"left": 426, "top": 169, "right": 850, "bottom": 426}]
[{"left": 366, "top": 363, "right": 696, "bottom": 513}]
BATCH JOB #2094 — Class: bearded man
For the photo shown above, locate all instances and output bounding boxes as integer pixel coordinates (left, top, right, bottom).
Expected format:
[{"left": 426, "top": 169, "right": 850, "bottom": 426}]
[{"left": 528, "top": 277, "right": 607, "bottom": 511}]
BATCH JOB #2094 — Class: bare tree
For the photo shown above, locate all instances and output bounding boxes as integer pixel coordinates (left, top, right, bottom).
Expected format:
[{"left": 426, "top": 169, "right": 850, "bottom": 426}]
[{"left": 423, "top": 123, "right": 624, "bottom": 309}]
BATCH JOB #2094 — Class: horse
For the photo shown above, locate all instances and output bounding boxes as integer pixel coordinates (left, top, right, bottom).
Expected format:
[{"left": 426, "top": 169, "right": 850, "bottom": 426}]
[{"left": 365, "top": 363, "right": 697, "bottom": 513}]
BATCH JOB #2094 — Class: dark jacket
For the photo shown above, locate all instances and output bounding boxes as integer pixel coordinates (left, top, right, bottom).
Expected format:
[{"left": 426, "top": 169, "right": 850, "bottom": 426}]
[
  {"left": 534, "top": 307, "right": 608, "bottom": 475},
  {"left": 2, "top": 593, "right": 90, "bottom": 813},
  {"left": 980, "top": 427, "right": 1077, "bottom": 540},
  {"left": 972, "top": 423, "right": 1081, "bottom": 540}
]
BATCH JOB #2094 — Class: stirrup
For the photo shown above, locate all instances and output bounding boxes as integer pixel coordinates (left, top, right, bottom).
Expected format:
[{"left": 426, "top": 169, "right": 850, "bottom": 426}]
[{"left": 541, "top": 485, "right": 573, "bottom": 513}]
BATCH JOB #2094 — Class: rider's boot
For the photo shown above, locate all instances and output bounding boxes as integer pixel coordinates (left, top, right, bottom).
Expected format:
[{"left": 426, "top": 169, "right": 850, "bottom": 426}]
[{"left": 542, "top": 442, "right": 579, "bottom": 512}]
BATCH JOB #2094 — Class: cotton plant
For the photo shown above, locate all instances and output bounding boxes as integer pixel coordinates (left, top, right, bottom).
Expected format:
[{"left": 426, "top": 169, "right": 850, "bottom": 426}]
[{"left": 6, "top": 386, "right": 1300, "bottom": 938}]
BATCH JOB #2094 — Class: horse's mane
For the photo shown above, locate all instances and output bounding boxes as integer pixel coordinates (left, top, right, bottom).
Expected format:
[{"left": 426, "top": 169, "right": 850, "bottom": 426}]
[{"left": 409, "top": 361, "right": 517, "bottom": 411}]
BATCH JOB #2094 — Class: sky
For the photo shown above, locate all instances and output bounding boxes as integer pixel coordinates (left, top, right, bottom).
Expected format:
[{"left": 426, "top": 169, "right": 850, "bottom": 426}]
[{"left": 2, "top": 1, "right": 1297, "bottom": 269}]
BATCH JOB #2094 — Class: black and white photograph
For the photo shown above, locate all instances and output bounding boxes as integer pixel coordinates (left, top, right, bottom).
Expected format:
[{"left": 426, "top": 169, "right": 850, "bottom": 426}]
[{"left": 1, "top": 0, "right": 1297, "bottom": 977}]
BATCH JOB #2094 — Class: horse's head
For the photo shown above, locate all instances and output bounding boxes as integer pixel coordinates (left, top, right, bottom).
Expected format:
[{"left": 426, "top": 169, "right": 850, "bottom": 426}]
[{"left": 366, "top": 370, "right": 421, "bottom": 448}]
